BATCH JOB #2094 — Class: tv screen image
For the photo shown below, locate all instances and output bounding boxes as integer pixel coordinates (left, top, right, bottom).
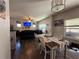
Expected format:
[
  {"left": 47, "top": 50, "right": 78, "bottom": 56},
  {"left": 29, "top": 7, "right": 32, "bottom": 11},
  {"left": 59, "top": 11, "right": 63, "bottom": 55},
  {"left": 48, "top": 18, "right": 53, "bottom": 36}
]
[{"left": 23, "top": 22, "right": 32, "bottom": 27}]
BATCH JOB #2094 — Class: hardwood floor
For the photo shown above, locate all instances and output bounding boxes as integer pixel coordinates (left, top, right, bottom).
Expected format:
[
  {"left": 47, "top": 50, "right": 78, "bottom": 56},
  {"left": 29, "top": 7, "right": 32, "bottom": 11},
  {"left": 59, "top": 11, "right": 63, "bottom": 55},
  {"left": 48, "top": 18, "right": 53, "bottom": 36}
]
[
  {"left": 12, "top": 39, "right": 50, "bottom": 59},
  {"left": 11, "top": 39, "right": 79, "bottom": 59}
]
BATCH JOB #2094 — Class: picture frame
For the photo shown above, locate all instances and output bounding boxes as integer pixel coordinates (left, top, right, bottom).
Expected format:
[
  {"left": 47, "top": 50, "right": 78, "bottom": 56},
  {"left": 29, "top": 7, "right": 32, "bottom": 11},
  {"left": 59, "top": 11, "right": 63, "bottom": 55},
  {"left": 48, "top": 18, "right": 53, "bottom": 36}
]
[{"left": 54, "top": 19, "right": 64, "bottom": 26}]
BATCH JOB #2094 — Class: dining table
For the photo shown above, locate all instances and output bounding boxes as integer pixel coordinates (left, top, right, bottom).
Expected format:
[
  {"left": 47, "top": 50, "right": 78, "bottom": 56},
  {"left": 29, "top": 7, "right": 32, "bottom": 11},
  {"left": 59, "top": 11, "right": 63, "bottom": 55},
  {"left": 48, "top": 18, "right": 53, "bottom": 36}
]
[
  {"left": 37, "top": 34, "right": 69, "bottom": 59},
  {"left": 45, "top": 36, "right": 69, "bottom": 59}
]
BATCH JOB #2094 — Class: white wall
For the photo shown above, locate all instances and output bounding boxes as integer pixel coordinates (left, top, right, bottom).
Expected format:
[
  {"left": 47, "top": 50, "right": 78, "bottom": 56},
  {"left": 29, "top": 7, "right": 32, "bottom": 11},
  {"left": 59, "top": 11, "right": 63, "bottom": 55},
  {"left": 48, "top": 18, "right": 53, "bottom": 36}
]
[
  {"left": 0, "top": 0, "right": 10, "bottom": 59},
  {"left": 38, "top": 16, "right": 53, "bottom": 35}
]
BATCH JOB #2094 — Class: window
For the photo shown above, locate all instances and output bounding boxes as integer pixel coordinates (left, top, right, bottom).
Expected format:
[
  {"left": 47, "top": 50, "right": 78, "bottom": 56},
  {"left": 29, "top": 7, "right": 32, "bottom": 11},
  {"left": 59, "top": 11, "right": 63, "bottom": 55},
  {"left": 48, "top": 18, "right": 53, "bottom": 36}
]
[
  {"left": 38, "top": 24, "right": 47, "bottom": 33},
  {"left": 65, "top": 18, "right": 79, "bottom": 39}
]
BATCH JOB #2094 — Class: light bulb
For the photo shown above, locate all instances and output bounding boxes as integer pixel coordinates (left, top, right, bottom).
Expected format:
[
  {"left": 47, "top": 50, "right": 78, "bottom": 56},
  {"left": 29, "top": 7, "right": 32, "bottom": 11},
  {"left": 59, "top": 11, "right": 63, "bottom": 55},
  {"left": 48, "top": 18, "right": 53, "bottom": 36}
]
[
  {"left": 33, "top": 24, "right": 36, "bottom": 27},
  {"left": 17, "top": 23, "right": 21, "bottom": 27}
]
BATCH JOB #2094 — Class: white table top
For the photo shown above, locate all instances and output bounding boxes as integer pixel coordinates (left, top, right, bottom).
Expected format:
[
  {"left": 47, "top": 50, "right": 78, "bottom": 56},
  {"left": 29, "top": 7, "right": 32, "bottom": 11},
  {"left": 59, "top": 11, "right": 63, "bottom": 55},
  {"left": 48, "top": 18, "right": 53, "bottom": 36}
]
[{"left": 37, "top": 34, "right": 69, "bottom": 49}]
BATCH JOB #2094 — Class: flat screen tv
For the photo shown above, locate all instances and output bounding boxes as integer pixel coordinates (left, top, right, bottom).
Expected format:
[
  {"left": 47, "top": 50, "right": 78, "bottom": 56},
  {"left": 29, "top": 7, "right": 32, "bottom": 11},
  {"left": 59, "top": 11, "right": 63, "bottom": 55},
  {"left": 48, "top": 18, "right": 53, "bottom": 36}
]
[{"left": 23, "top": 22, "right": 32, "bottom": 27}]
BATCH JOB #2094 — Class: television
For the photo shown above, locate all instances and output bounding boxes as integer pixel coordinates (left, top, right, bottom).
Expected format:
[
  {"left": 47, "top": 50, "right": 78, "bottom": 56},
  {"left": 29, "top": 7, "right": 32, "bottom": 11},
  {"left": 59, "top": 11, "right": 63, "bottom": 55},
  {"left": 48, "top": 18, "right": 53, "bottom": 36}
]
[{"left": 23, "top": 22, "right": 32, "bottom": 27}]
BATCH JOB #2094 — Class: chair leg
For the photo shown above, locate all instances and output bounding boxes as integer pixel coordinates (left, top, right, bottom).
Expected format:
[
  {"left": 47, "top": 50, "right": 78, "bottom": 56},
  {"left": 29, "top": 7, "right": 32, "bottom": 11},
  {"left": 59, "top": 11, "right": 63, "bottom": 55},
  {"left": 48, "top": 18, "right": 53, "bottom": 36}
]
[
  {"left": 40, "top": 49, "right": 42, "bottom": 54},
  {"left": 44, "top": 51, "right": 46, "bottom": 59},
  {"left": 54, "top": 49, "right": 56, "bottom": 59}
]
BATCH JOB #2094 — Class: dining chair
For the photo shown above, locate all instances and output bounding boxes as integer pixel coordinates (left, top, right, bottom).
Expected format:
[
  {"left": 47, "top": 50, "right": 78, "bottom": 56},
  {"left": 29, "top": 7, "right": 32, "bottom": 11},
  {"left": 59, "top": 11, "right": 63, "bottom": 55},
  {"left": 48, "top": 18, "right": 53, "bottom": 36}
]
[
  {"left": 39, "top": 37, "right": 50, "bottom": 59},
  {"left": 34, "top": 33, "right": 41, "bottom": 49},
  {"left": 34, "top": 33, "right": 39, "bottom": 41},
  {"left": 39, "top": 36, "right": 60, "bottom": 59}
]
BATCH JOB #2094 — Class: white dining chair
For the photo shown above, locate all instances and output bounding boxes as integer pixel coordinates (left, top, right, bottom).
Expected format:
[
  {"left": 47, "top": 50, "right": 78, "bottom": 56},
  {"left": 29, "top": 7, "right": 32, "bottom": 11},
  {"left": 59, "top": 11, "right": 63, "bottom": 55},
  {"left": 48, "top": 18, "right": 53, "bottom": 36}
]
[
  {"left": 39, "top": 36, "right": 58, "bottom": 59},
  {"left": 34, "top": 33, "right": 41, "bottom": 49},
  {"left": 34, "top": 33, "right": 39, "bottom": 41},
  {"left": 39, "top": 37, "right": 51, "bottom": 59}
]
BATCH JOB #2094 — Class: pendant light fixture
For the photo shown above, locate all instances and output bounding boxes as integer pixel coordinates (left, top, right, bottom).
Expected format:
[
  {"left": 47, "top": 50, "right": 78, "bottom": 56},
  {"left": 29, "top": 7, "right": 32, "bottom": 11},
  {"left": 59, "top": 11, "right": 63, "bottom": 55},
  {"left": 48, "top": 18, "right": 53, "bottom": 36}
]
[{"left": 51, "top": 0, "right": 66, "bottom": 12}]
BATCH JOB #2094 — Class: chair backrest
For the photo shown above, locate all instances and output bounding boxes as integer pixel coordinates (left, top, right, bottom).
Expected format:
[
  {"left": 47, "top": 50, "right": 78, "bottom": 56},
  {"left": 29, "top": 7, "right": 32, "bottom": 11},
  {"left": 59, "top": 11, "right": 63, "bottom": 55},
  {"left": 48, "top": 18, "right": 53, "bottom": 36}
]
[
  {"left": 34, "top": 33, "right": 37, "bottom": 37},
  {"left": 39, "top": 36, "right": 46, "bottom": 49},
  {"left": 34, "top": 33, "right": 38, "bottom": 39},
  {"left": 54, "top": 33, "right": 63, "bottom": 41}
]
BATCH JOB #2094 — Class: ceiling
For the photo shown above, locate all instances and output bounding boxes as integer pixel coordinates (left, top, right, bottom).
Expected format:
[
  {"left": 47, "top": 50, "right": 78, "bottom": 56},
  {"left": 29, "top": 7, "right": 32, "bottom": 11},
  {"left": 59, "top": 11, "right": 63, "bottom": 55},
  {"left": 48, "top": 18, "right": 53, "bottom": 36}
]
[{"left": 10, "top": 0, "right": 79, "bottom": 21}]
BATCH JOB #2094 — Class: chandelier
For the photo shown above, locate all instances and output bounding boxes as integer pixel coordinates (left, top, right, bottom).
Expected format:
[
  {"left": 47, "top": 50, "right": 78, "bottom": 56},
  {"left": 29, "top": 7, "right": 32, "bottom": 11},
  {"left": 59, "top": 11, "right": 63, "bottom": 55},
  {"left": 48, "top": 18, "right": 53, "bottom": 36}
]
[
  {"left": 51, "top": 0, "right": 66, "bottom": 12},
  {"left": 20, "top": 16, "right": 33, "bottom": 22}
]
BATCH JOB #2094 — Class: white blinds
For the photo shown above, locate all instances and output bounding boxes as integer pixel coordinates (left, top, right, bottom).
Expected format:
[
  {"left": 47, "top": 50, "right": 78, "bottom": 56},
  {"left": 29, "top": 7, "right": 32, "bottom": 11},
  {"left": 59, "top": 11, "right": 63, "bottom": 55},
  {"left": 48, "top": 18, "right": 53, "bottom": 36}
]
[{"left": 65, "top": 18, "right": 79, "bottom": 26}]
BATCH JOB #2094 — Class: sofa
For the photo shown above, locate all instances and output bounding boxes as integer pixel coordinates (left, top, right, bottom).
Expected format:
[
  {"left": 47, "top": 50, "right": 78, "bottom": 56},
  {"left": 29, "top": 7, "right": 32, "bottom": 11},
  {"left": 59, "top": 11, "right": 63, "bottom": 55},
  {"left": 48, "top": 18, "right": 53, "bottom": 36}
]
[{"left": 19, "top": 30, "right": 42, "bottom": 39}]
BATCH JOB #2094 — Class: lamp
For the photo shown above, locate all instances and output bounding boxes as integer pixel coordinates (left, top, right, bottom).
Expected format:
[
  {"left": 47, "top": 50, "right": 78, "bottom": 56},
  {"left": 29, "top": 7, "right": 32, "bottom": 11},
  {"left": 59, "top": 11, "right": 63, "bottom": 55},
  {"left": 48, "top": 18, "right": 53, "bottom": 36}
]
[
  {"left": 51, "top": 0, "right": 66, "bottom": 12},
  {"left": 33, "top": 23, "right": 36, "bottom": 27},
  {"left": 17, "top": 23, "right": 21, "bottom": 27},
  {"left": 16, "top": 21, "right": 21, "bottom": 27}
]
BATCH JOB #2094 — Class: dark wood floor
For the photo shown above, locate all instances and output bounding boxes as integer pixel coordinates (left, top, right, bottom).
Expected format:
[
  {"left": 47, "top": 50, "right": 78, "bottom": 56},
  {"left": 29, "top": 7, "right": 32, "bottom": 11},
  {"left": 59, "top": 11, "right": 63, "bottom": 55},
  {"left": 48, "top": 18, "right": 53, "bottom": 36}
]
[
  {"left": 12, "top": 39, "right": 79, "bottom": 59},
  {"left": 11, "top": 39, "right": 50, "bottom": 59}
]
